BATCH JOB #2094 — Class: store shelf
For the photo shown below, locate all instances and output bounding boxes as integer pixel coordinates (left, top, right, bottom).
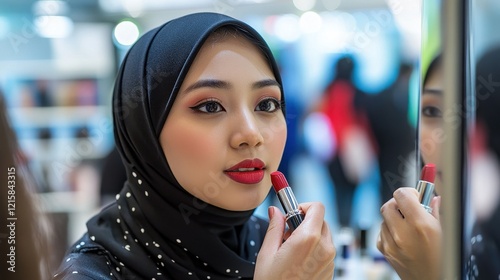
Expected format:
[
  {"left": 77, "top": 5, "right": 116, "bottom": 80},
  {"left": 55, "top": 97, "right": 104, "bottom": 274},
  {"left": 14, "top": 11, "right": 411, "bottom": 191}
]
[{"left": 8, "top": 105, "right": 110, "bottom": 127}]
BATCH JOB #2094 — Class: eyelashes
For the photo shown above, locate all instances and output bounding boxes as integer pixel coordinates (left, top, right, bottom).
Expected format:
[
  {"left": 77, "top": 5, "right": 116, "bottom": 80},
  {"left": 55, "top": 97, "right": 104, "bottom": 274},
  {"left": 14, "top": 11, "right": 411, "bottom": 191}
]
[
  {"left": 421, "top": 105, "right": 443, "bottom": 118},
  {"left": 190, "top": 97, "right": 282, "bottom": 114},
  {"left": 190, "top": 98, "right": 224, "bottom": 113},
  {"left": 255, "top": 98, "right": 282, "bottom": 112}
]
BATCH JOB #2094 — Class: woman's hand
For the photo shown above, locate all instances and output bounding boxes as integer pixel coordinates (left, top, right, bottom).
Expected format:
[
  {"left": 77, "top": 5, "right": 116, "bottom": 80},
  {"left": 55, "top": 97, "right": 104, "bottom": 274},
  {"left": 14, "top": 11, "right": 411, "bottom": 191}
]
[
  {"left": 377, "top": 187, "right": 442, "bottom": 280},
  {"left": 254, "top": 202, "right": 336, "bottom": 280}
]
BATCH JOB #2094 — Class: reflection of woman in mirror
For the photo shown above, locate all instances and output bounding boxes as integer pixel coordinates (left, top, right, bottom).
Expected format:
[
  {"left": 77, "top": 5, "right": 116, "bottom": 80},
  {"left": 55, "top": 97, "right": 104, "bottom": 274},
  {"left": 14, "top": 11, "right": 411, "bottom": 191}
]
[
  {"left": 376, "top": 56, "right": 443, "bottom": 280},
  {"left": 378, "top": 49, "right": 500, "bottom": 279}
]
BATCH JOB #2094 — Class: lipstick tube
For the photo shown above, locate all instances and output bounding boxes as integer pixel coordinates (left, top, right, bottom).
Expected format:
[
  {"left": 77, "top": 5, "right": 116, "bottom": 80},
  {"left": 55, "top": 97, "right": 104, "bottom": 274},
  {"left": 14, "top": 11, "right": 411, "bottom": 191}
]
[
  {"left": 271, "top": 171, "right": 304, "bottom": 231},
  {"left": 416, "top": 164, "right": 436, "bottom": 214}
]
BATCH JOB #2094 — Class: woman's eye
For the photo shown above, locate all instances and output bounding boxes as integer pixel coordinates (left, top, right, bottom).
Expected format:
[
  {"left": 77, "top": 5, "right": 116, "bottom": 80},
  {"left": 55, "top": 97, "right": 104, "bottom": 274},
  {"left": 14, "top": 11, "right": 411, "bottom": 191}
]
[
  {"left": 256, "top": 98, "right": 281, "bottom": 112},
  {"left": 422, "top": 106, "right": 442, "bottom": 118},
  {"left": 191, "top": 101, "right": 225, "bottom": 113}
]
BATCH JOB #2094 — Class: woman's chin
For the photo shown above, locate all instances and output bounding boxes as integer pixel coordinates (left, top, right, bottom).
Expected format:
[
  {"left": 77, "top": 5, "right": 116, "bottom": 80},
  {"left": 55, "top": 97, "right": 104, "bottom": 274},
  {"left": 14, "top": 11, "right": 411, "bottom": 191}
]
[{"left": 213, "top": 197, "right": 266, "bottom": 212}]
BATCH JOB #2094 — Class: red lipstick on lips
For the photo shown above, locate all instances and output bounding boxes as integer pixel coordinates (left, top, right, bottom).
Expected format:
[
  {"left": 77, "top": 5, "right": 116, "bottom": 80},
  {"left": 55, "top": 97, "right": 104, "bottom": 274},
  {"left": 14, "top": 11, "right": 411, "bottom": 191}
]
[{"left": 224, "top": 158, "right": 265, "bottom": 184}]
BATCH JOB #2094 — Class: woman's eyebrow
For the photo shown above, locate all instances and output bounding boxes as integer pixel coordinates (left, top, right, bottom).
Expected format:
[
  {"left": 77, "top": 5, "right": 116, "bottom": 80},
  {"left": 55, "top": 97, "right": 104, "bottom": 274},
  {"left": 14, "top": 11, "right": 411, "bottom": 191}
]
[
  {"left": 252, "top": 79, "right": 281, "bottom": 90},
  {"left": 183, "top": 78, "right": 280, "bottom": 94},
  {"left": 423, "top": 88, "right": 443, "bottom": 95},
  {"left": 183, "top": 79, "right": 230, "bottom": 94}
]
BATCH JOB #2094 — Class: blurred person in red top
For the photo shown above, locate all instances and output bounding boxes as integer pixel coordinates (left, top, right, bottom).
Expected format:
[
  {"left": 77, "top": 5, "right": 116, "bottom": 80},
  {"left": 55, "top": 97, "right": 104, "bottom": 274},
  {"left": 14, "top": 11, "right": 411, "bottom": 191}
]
[{"left": 308, "top": 54, "right": 378, "bottom": 229}]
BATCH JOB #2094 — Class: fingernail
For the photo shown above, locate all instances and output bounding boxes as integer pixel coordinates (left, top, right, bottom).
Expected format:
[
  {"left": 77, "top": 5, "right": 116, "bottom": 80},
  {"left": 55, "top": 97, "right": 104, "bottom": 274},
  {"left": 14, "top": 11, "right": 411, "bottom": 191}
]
[{"left": 268, "top": 206, "right": 274, "bottom": 219}]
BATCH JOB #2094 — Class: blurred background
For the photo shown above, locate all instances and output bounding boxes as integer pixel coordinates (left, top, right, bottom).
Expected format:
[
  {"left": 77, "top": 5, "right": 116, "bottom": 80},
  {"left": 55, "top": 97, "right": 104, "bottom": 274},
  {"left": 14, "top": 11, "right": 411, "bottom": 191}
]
[{"left": 0, "top": 0, "right": 425, "bottom": 278}]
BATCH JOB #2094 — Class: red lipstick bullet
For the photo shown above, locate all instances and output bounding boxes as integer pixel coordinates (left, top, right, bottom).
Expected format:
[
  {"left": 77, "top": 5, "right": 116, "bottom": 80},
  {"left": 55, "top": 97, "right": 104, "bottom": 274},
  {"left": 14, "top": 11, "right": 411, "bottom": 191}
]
[
  {"left": 416, "top": 163, "right": 436, "bottom": 213},
  {"left": 271, "top": 171, "right": 304, "bottom": 231}
]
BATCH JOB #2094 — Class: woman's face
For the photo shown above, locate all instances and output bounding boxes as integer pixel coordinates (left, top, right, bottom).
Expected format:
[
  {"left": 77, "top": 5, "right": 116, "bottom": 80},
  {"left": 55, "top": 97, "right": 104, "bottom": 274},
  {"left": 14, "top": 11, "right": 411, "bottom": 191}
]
[
  {"left": 420, "top": 64, "right": 443, "bottom": 192},
  {"left": 160, "top": 35, "right": 287, "bottom": 211}
]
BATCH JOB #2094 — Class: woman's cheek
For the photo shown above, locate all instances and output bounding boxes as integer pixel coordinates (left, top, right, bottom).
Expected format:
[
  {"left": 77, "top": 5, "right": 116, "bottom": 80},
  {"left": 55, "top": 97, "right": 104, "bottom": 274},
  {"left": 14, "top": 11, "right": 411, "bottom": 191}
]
[
  {"left": 174, "top": 124, "right": 220, "bottom": 159},
  {"left": 420, "top": 124, "right": 436, "bottom": 163},
  {"left": 262, "top": 116, "right": 287, "bottom": 147},
  {"left": 420, "top": 122, "right": 443, "bottom": 165}
]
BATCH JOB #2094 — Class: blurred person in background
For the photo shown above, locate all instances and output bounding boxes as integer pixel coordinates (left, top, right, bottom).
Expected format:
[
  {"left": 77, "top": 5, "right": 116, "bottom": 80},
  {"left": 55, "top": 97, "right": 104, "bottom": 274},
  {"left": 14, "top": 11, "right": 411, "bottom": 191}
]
[
  {"left": 0, "top": 91, "right": 53, "bottom": 279},
  {"left": 467, "top": 45, "right": 500, "bottom": 278},
  {"left": 306, "top": 54, "right": 378, "bottom": 229},
  {"left": 365, "top": 62, "right": 416, "bottom": 203}
]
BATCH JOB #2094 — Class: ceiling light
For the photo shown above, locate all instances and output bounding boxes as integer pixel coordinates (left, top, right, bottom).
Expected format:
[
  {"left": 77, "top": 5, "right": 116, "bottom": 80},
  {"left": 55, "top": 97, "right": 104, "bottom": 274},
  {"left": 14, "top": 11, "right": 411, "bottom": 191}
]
[
  {"left": 113, "top": 20, "right": 140, "bottom": 46},
  {"left": 299, "top": 11, "right": 322, "bottom": 33}
]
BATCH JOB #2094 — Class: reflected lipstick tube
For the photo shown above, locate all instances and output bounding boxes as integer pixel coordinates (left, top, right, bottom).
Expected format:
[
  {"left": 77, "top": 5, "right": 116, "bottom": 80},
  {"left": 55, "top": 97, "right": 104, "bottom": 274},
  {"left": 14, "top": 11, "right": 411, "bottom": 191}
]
[
  {"left": 270, "top": 171, "right": 304, "bottom": 231},
  {"left": 416, "top": 163, "right": 436, "bottom": 214}
]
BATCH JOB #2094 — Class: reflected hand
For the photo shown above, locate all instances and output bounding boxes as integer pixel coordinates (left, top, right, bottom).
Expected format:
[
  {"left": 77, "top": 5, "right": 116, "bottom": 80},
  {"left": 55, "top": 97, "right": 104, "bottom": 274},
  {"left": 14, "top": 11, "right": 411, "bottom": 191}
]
[
  {"left": 377, "top": 187, "right": 442, "bottom": 280},
  {"left": 254, "top": 202, "right": 336, "bottom": 280}
]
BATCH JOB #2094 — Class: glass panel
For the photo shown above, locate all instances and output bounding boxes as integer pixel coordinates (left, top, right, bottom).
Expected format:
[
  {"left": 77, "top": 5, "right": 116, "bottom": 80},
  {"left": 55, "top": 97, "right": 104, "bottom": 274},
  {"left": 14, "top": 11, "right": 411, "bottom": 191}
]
[{"left": 465, "top": 0, "right": 500, "bottom": 278}]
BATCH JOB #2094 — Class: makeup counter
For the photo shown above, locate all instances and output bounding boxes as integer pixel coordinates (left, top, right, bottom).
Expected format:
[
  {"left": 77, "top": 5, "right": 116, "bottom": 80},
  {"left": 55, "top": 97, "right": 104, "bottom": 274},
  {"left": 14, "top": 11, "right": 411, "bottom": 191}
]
[{"left": 332, "top": 227, "right": 398, "bottom": 280}]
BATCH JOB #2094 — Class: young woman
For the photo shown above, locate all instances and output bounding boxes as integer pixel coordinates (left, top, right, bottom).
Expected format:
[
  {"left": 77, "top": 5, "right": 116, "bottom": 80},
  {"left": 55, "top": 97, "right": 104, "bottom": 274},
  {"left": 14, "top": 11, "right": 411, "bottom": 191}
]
[
  {"left": 53, "top": 12, "right": 335, "bottom": 279},
  {"left": 376, "top": 56, "right": 443, "bottom": 280}
]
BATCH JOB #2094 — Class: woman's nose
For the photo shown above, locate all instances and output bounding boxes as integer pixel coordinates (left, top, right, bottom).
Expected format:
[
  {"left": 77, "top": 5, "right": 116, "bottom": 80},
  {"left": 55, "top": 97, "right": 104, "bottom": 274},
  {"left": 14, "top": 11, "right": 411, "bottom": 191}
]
[{"left": 229, "top": 111, "right": 264, "bottom": 149}]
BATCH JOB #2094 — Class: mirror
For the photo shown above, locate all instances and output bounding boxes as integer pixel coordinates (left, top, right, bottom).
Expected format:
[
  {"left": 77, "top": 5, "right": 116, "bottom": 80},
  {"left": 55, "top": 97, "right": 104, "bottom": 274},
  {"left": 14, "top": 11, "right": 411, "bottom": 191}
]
[
  {"left": 424, "top": 0, "right": 500, "bottom": 277},
  {"left": 464, "top": 0, "right": 500, "bottom": 277}
]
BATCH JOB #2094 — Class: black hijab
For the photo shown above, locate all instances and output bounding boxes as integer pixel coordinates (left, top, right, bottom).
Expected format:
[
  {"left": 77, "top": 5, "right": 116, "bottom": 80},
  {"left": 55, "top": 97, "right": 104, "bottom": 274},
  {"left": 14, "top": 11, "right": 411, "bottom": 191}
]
[{"left": 86, "top": 12, "right": 284, "bottom": 280}]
